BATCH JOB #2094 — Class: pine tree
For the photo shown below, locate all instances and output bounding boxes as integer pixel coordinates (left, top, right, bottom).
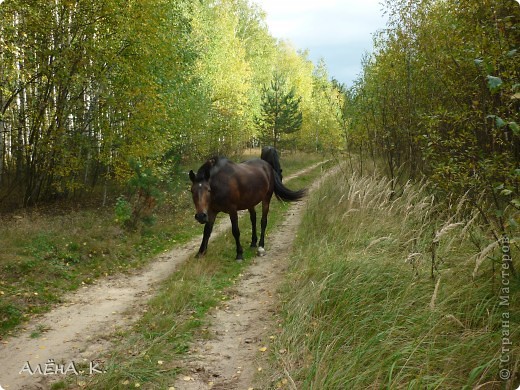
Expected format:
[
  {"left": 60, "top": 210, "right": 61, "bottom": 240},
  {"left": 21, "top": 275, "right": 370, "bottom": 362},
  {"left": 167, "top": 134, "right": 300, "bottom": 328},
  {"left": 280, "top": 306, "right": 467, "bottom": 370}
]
[{"left": 255, "top": 72, "right": 302, "bottom": 149}]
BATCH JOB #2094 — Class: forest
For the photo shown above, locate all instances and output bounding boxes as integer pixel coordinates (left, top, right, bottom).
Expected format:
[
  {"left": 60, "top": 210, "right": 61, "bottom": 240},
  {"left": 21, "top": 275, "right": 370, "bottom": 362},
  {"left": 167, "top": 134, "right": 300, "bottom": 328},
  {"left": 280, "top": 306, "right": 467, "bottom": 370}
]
[
  {"left": 2, "top": 0, "right": 517, "bottom": 231},
  {"left": 346, "top": 0, "right": 519, "bottom": 250},
  {"left": 0, "top": 0, "right": 345, "bottom": 209}
]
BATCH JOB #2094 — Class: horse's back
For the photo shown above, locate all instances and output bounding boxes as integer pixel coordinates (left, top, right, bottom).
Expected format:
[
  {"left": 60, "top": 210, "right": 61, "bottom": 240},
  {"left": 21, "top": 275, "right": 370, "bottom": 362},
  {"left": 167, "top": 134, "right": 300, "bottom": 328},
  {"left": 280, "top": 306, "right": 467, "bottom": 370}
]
[
  {"left": 214, "top": 158, "right": 270, "bottom": 178},
  {"left": 242, "top": 158, "right": 271, "bottom": 174},
  {"left": 235, "top": 159, "right": 273, "bottom": 192},
  {"left": 215, "top": 159, "right": 273, "bottom": 210}
]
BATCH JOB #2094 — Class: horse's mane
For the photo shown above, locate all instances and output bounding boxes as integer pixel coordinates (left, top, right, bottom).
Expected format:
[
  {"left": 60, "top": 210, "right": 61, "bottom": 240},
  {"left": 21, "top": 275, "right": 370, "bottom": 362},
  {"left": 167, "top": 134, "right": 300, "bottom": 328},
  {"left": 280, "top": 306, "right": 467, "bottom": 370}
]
[{"left": 195, "top": 156, "right": 227, "bottom": 181}]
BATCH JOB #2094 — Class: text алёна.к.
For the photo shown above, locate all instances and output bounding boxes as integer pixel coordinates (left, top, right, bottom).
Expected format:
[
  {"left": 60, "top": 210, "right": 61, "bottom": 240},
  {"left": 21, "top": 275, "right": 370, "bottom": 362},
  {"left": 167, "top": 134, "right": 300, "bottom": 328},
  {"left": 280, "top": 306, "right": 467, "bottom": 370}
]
[{"left": 19, "top": 359, "right": 105, "bottom": 376}]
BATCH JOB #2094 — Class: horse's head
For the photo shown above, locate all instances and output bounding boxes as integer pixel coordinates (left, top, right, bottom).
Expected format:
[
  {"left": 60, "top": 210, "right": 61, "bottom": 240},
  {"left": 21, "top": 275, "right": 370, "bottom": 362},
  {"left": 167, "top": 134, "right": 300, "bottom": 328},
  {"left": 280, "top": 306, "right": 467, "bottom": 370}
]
[{"left": 189, "top": 160, "right": 215, "bottom": 224}]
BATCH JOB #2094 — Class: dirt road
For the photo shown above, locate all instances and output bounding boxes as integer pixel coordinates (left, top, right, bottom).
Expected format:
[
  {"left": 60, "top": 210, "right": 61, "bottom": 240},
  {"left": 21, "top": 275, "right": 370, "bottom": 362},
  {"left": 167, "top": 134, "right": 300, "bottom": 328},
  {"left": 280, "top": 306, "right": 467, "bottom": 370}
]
[
  {"left": 172, "top": 182, "right": 314, "bottom": 390},
  {"left": 0, "top": 161, "right": 328, "bottom": 390}
]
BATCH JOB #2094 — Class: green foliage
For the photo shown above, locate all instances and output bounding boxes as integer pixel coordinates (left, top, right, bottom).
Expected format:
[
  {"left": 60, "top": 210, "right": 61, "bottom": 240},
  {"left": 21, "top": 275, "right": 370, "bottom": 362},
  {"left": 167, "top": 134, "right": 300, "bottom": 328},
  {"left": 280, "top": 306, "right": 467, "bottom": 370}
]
[
  {"left": 0, "top": 0, "right": 194, "bottom": 206},
  {"left": 256, "top": 72, "right": 303, "bottom": 148},
  {"left": 487, "top": 75, "right": 504, "bottom": 92},
  {"left": 119, "top": 160, "right": 162, "bottom": 230},
  {"left": 347, "top": 0, "right": 520, "bottom": 238},
  {"left": 114, "top": 196, "right": 132, "bottom": 226},
  {"left": 127, "top": 160, "right": 161, "bottom": 200},
  {"left": 0, "top": 0, "right": 344, "bottom": 210},
  {"left": 303, "top": 60, "right": 346, "bottom": 152}
]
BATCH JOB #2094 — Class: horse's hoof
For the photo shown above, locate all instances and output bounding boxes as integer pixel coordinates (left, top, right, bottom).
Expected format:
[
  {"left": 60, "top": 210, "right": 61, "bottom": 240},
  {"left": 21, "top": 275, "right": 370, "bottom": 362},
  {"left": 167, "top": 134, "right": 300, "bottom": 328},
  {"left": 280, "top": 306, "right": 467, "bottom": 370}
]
[{"left": 257, "top": 247, "right": 266, "bottom": 257}]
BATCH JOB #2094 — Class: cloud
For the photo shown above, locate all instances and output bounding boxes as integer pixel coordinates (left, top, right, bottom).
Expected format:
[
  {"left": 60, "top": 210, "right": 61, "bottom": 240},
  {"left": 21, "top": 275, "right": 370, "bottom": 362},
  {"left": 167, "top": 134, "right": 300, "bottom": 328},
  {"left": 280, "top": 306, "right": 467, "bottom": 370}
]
[
  {"left": 254, "top": 0, "right": 387, "bottom": 85},
  {"left": 260, "top": 0, "right": 384, "bottom": 42},
  {"left": 305, "top": 42, "right": 371, "bottom": 83}
]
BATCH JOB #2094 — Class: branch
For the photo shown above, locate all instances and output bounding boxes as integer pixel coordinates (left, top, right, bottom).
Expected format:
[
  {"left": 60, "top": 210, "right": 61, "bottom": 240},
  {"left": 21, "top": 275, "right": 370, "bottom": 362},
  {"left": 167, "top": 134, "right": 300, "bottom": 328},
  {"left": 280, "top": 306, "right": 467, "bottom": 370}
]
[{"left": 1, "top": 72, "right": 44, "bottom": 115}]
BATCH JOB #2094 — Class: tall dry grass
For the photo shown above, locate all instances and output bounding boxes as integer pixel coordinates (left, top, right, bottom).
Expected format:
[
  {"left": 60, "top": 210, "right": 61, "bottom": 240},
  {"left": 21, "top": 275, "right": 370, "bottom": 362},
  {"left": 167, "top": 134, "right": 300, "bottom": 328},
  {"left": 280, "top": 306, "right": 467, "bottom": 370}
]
[{"left": 269, "top": 162, "right": 519, "bottom": 388}]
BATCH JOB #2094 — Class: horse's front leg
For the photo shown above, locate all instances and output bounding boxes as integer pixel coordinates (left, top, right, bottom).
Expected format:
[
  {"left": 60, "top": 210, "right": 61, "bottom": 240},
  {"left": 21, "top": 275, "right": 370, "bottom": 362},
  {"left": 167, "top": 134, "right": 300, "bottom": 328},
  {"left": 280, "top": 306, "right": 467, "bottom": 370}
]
[
  {"left": 230, "top": 210, "right": 244, "bottom": 261},
  {"left": 197, "top": 212, "right": 216, "bottom": 257},
  {"left": 249, "top": 207, "right": 257, "bottom": 248}
]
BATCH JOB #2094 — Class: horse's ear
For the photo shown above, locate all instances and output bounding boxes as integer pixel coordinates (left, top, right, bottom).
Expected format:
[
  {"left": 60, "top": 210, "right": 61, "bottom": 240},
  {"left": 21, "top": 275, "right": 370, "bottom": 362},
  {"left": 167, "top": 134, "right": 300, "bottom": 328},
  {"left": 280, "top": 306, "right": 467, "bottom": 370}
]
[
  {"left": 204, "top": 168, "right": 210, "bottom": 181},
  {"left": 189, "top": 170, "right": 196, "bottom": 183}
]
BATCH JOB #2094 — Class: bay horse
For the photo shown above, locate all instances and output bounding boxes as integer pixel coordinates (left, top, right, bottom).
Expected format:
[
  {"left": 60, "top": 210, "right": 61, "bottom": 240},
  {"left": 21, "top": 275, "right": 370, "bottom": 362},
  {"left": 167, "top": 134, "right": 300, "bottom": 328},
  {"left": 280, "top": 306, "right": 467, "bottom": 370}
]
[{"left": 189, "top": 151, "right": 306, "bottom": 261}]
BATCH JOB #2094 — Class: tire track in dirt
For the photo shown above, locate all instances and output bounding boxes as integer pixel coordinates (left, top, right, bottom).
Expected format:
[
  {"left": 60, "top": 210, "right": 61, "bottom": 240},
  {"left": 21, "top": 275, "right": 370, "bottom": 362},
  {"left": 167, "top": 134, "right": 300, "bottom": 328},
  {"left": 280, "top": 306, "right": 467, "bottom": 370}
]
[
  {"left": 173, "top": 162, "right": 336, "bottom": 390},
  {"left": 0, "top": 161, "right": 327, "bottom": 390}
]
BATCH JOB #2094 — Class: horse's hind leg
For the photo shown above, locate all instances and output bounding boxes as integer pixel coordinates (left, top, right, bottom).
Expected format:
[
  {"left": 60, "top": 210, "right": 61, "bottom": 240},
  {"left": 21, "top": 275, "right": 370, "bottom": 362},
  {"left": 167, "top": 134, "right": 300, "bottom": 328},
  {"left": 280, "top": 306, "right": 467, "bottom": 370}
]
[
  {"left": 230, "top": 210, "right": 244, "bottom": 261},
  {"left": 257, "top": 198, "right": 271, "bottom": 256},
  {"left": 249, "top": 207, "right": 257, "bottom": 248}
]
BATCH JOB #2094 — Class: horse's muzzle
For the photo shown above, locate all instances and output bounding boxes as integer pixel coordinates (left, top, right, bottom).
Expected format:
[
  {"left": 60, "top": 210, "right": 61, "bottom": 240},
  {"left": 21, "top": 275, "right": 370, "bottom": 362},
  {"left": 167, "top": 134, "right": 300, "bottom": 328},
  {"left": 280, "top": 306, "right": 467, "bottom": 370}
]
[{"left": 195, "top": 212, "right": 208, "bottom": 224}]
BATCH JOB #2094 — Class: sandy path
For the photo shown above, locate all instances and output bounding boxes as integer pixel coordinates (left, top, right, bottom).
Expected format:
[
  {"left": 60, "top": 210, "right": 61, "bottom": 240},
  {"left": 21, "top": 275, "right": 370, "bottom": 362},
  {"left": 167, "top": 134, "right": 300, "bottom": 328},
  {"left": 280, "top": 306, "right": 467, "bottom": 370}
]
[
  {"left": 0, "top": 161, "right": 326, "bottom": 390},
  {"left": 0, "top": 228, "right": 211, "bottom": 390}
]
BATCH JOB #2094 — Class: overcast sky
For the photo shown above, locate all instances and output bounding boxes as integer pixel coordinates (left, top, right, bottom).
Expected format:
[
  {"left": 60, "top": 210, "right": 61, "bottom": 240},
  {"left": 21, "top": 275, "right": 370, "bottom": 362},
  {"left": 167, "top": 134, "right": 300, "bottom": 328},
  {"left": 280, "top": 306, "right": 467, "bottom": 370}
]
[{"left": 253, "top": 0, "right": 388, "bottom": 87}]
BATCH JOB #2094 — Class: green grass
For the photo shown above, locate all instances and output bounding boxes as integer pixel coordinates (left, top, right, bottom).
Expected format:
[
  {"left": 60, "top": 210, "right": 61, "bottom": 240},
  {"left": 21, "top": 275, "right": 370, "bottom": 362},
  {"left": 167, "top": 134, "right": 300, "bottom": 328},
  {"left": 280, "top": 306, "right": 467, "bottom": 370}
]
[
  {"left": 30, "top": 323, "right": 52, "bottom": 339},
  {"left": 268, "top": 164, "right": 520, "bottom": 389},
  {"left": 45, "top": 153, "right": 329, "bottom": 389},
  {"left": 0, "top": 201, "right": 198, "bottom": 336}
]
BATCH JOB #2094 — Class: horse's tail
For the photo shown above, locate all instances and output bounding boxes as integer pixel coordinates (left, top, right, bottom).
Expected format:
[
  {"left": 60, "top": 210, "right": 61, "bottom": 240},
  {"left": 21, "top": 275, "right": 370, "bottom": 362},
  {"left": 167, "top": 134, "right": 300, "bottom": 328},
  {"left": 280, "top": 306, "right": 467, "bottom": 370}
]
[
  {"left": 261, "top": 146, "right": 306, "bottom": 201},
  {"left": 261, "top": 146, "right": 283, "bottom": 180},
  {"left": 273, "top": 172, "right": 307, "bottom": 202}
]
